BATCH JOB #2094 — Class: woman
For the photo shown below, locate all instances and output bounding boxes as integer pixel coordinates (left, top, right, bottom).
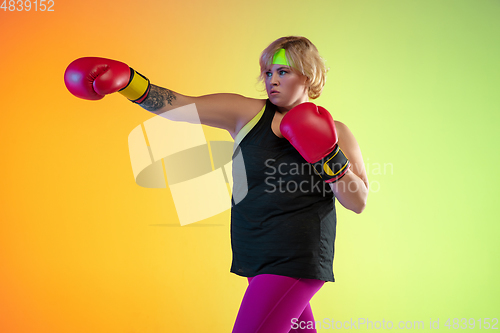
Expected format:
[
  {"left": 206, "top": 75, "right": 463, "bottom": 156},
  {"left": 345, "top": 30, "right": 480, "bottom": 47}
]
[{"left": 65, "top": 36, "right": 369, "bottom": 333}]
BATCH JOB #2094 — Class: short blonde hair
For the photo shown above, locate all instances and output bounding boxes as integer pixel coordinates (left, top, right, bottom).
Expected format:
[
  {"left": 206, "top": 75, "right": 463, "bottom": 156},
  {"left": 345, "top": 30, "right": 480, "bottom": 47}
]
[{"left": 259, "top": 36, "right": 328, "bottom": 99}]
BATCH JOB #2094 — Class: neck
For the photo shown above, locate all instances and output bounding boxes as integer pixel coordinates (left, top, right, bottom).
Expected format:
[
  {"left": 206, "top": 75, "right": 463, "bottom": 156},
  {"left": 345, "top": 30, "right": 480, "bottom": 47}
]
[{"left": 277, "top": 98, "right": 309, "bottom": 114}]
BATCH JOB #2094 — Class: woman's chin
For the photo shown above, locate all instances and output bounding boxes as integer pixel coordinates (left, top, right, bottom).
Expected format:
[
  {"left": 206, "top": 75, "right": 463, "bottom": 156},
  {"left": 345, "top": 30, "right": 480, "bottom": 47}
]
[{"left": 269, "top": 95, "right": 285, "bottom": 106}]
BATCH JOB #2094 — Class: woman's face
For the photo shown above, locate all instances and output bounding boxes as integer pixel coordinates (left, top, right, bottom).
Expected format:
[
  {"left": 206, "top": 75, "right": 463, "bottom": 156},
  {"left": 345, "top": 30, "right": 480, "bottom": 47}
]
[{"left": 264, "top": 64, "right": 309, "bottom": 112}]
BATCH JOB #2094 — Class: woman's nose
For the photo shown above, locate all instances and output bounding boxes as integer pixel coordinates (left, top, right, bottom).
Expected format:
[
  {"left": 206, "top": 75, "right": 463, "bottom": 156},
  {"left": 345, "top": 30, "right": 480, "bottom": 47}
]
[{"left": 270, "top": 73, "right": 279, "bottom": 85}]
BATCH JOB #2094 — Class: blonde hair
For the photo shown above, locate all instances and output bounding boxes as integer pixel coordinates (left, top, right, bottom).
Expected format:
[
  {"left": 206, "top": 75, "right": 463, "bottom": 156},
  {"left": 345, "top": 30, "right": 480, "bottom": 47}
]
[{"left": 259, "top": 36, "right": 328, "bottom": 99}]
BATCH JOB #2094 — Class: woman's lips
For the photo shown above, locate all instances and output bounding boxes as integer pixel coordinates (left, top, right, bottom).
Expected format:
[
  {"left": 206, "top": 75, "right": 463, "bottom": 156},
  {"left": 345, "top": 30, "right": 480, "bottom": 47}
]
[{"left": 270, "top": 91, "right": 280, "bottom": 95}]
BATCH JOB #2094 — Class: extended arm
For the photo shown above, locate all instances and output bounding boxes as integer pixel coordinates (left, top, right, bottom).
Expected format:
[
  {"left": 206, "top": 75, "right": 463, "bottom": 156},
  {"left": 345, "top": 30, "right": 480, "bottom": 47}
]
[
  {"left": 138, "top": 84, "right": 177, "bottom": 112},
  {"left": 64, "top": 57, "right": 264, "bottom": 137},
  {"left": 137, "top": 84, "right": 265, "bottom": 137}
]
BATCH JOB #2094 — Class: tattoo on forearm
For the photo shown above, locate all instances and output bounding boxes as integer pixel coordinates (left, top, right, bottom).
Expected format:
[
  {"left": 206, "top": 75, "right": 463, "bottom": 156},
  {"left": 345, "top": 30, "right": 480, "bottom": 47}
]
[{"left": 140, "top": 84, "right": 176, "bottom": 112}]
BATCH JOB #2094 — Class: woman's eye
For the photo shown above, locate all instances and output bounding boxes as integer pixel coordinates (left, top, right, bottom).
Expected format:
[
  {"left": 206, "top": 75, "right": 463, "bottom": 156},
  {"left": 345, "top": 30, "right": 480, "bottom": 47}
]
[{"left": 265, "top": 70, "right": 287, "bottom": 78}]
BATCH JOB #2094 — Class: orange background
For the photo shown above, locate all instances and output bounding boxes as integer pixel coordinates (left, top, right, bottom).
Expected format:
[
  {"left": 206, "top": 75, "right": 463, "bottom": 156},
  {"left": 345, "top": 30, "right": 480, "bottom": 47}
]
[{"left": 1, "top": 0, "right": 499, "bottom": 332}]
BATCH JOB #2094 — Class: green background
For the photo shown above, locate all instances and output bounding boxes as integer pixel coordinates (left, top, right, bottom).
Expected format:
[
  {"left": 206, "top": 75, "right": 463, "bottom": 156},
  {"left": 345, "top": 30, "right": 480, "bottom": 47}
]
[{"left": 0, "top": 0, "right": 498, "bottom": 331}]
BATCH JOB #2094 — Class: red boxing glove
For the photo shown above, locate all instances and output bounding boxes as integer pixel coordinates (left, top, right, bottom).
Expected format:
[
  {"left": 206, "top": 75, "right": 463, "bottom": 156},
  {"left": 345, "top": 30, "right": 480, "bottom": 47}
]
[
  {"left": 280, "top": 102, "right": 350, "bottom": 183},
  {"left": 64, "top": 57, "right": 150, "bottom": 103}
]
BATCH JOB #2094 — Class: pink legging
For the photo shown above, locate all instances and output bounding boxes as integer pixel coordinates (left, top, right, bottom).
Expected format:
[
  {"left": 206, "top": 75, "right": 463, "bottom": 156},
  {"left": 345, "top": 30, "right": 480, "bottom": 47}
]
[{"left": 232, "top": 274, "right": 325, "bottom": 333}]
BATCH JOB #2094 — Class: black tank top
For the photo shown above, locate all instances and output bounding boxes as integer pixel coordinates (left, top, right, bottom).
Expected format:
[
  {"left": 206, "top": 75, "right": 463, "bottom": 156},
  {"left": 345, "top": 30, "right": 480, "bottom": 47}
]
[{"left": 230, "top": 99, "right": 338, "bottom": 282}]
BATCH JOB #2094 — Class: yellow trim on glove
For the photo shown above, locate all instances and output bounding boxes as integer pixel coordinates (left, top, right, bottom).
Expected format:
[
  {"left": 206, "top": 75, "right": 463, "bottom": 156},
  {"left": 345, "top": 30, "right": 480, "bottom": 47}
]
[{"left": 119, "top": 69, "right": 149, "bottom": 101}]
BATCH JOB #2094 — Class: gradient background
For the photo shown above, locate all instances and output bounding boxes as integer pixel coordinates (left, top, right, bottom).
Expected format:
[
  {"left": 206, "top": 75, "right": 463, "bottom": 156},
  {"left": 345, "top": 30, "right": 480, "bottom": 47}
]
[{"left": 1, "top": 0, "right": 499, "bottom": 332}]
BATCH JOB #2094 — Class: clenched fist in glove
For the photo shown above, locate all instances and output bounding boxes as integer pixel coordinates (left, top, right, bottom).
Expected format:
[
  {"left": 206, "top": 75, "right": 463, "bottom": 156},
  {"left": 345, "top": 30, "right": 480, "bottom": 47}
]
[
  {"left": 280, "top": 102, "right": 350, "bottom": 183},
  {"left": 64, "top": 57, "right": 150, "bottom": 103}
]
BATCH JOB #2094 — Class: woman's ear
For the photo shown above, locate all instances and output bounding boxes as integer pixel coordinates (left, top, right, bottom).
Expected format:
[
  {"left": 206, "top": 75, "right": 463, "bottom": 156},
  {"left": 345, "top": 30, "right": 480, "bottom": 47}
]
[
  {"left": 305, "top": 77, "right": 312, "bottom": 94},
  {"left": 300, "top": 73, "right": 311, "bottom": 87}
]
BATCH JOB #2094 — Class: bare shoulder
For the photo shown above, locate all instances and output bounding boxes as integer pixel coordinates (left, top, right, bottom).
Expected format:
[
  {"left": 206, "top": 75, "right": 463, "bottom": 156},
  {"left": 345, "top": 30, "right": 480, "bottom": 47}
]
[
  {"left": 233, "top": 97, "right": 267, "bottom": 138},
  {"left": 198, "top": 94, "right": 266, "bottom": 138},
  {"left": 179, "top": 93, "right": 266, "bottom": 136},
  {"left": 334, "top": 121, "right": 361, "bottom": 149},
  {"left": 333, "top": 121, "right": 353, "bottom": 144},
  {"left": 334, "top": 120, "right": 369, "bottom": 185}
]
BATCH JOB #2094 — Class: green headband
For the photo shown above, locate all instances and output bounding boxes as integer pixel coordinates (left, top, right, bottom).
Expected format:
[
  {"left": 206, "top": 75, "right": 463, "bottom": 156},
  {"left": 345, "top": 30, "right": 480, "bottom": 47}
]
[{"left": 272, "top": 48, "right": 291, "bottom": 66}]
